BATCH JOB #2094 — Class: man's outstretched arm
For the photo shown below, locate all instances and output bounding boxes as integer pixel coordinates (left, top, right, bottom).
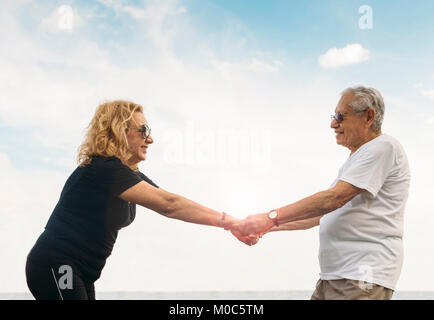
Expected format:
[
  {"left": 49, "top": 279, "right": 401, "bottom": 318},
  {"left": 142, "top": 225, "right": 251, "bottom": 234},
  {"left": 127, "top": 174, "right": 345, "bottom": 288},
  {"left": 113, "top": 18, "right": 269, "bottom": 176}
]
[
  {"left": 268, "top": 215, "right": 323, "bottom": 232},
  {"left": 230, "top": 180, "right": 363, "bottom": 237}
]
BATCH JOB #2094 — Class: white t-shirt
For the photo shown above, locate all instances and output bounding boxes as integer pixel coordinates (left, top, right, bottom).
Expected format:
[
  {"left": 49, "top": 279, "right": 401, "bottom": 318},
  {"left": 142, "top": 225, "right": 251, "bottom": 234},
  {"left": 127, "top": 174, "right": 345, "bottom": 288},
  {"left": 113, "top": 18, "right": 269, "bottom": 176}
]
[{"left": 318, "top": 134, "right": 410, "bottom": 290}]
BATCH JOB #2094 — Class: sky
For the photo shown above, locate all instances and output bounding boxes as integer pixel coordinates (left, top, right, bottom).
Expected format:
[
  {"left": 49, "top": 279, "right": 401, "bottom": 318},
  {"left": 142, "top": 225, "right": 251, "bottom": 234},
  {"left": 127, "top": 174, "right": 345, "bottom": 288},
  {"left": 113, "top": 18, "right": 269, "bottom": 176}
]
[{"left": 1, "top": 0, "right": 434, "bottom": 293}]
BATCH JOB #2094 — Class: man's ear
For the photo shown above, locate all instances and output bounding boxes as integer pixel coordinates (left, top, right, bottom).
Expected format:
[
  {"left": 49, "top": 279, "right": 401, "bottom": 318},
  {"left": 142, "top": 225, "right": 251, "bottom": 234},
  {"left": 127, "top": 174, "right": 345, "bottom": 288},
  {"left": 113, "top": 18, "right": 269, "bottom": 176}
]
[{"left": 366, "top": 109, "right": 375, "bottom": 126}]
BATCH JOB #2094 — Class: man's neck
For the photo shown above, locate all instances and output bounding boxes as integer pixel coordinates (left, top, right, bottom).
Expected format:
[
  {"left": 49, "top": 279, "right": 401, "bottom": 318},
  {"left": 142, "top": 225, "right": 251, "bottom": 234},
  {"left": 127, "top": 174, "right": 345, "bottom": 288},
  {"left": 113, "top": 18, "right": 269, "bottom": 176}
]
[{"left": 349, "top": 131, "right": 382, "bottom": 155}]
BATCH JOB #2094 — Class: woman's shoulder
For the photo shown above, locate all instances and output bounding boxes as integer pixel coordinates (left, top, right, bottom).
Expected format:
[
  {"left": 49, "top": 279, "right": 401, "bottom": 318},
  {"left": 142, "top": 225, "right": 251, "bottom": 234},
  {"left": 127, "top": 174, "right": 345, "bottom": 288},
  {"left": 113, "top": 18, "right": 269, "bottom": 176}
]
[
  {"left": 77, "top": 156, "right": 139, "bottom": 187},
  {"left": 82, "top": 156, "right": 132, "bottom": 174},
  {"left": 89, "top": 155, "right": 124, "bottom": 166}
]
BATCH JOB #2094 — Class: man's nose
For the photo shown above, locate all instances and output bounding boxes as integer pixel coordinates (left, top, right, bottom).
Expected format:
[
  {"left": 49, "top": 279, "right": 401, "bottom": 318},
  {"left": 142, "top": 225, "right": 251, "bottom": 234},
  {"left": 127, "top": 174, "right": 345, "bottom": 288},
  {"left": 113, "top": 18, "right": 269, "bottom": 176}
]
[
  {"left": 330, "top": 117, "right": 339, "bottom": 129},
  {"left": 146, "top": 135, "right": 154, "bottom": 144}
]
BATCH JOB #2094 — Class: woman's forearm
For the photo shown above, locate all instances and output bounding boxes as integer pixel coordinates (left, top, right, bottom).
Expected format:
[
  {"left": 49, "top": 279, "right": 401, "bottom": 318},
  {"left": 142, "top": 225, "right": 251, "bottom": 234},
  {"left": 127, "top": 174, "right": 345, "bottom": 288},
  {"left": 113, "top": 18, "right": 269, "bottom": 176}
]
[
  {"left": 163, "top": 192, "right": 236, "bottom": 228},
  {"left": 119, "top": 182, "right": 236, "bottom": 229}
]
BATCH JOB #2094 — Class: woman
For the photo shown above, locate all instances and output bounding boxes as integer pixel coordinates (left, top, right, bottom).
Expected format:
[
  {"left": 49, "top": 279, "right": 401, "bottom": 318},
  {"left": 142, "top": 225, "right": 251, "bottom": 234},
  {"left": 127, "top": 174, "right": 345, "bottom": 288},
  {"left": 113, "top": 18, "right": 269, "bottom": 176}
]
[{"left": 25, "top": 100, "right": 241, "bottom": 300}]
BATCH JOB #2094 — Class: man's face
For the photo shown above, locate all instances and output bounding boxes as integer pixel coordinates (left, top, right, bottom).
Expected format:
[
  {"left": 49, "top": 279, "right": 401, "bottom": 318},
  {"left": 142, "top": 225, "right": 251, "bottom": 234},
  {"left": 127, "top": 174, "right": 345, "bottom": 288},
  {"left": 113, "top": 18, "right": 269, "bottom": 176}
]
[{"left": 331, "top": 92, "right": 369, "bottom": 152}]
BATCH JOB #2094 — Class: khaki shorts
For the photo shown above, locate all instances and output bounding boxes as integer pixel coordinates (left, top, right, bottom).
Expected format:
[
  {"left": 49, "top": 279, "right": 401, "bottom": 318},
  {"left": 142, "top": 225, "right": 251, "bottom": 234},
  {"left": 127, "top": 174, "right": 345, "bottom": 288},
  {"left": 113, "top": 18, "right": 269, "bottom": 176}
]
[{"left": 310, "top": 279, "right": 394, "bottom": 300}]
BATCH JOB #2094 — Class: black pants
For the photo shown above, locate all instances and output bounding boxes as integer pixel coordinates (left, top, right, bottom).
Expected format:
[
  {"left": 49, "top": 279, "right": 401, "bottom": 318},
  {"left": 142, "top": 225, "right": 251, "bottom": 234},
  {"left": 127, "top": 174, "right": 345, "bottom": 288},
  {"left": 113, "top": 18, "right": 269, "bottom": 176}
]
[{"left": 25, "top": 257, "right": 95, "bottom": 300}]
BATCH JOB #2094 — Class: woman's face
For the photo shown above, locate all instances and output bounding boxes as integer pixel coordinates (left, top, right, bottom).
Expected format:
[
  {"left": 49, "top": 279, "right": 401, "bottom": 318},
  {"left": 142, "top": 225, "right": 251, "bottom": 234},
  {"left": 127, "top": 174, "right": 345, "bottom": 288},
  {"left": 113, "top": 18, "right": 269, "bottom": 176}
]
[{"left": 126, "top": 112, "right": 154, "bottom": 165}]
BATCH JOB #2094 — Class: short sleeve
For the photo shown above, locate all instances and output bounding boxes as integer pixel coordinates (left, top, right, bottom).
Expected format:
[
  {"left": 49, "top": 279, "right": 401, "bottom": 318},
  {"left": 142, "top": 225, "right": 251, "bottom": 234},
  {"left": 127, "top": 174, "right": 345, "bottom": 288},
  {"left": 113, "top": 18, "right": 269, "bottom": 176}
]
[
  {"left": 339, "top": 141, "right": 395, "bottom": 197},
  {"left": 92, "top": 157, "right": 144, "bottom": 196},
  {"left": 136, "top": 171, "right": 159, "bottom": 188}
]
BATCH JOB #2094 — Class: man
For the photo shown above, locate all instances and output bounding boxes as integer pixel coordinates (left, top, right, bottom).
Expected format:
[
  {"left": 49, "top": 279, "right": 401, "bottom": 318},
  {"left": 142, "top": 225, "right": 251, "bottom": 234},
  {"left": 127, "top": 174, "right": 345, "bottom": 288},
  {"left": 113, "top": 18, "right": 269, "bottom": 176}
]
[{"left": 231, "top": 86, "right": 411, "bottom": 300}]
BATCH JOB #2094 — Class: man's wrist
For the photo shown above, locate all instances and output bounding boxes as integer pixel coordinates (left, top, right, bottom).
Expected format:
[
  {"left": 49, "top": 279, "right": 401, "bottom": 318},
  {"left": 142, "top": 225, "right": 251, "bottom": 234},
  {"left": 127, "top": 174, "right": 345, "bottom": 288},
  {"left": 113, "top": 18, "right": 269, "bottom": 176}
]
[
  {"left": 267, "top": 209, "right": 280, "bottom": 227},
  {"left": 260, "top": 212, "right": 275, "bottom": 233}
]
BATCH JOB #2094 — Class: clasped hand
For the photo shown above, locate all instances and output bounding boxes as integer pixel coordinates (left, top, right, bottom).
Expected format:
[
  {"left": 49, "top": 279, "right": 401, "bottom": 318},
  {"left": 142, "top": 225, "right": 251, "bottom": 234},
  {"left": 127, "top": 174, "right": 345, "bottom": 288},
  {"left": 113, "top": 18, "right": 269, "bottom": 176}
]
[{"left": 225, "top": 213, "right": 274, "bottom": 246}]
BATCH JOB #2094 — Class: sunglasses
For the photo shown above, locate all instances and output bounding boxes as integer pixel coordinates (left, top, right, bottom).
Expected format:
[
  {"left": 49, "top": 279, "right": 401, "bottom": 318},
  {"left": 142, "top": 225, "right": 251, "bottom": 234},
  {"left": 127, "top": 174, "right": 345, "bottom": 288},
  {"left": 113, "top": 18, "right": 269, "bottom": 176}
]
[
  {"left": 330, "top": 112, "right": 345, "bottom": 123},
  {"left": 130, "top": 124, "right": 152, "bottom": 139},
  {"left": 331, "top": 109, "right": 369, "bottom": 124}
]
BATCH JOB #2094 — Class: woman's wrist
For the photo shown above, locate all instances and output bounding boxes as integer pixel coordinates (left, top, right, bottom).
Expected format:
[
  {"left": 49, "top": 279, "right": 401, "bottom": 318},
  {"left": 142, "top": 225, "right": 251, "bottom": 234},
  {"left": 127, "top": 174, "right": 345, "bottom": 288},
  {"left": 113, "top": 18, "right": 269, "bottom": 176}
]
[{"left": 220, "top": 212, "right": 238, "bottom": 230}]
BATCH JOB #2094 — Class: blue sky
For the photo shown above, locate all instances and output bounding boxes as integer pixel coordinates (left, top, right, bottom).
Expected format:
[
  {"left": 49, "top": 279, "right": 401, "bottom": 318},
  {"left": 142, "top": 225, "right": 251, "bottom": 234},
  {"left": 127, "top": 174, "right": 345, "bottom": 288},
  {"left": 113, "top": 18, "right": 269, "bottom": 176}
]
[
  {"left": 1, "top": 0, "right": 434, "bottom": 293},
  {"left": 9, "top": 0, "right": 434, "bottom": 87},
  {"left": 3, "top": 0, "right": 432, "bottom": 170}
]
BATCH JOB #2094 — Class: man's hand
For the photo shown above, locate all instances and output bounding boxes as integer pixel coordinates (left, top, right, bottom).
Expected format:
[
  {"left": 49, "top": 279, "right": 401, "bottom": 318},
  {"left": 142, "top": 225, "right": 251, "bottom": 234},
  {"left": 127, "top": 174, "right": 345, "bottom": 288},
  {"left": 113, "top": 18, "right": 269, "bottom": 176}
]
[
  {"left": 230, "top": 229, "right": 260, "bottom": 246},
  {"left": 229, "top": 213, "right": 274, "bottom": 245},
  {"left": 234, "top": 213, "right": 274, "bottom": 237},
  {"left": 220, "top": 213, "right": 260, "bottom": 246}
]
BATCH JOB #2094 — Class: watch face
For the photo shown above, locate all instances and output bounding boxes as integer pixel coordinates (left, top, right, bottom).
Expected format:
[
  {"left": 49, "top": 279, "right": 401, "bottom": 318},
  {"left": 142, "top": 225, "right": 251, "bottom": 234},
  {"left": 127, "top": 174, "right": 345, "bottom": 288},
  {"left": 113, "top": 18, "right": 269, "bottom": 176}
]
[{"left": 269, "top": 210, "right": 277, "bottom": 219}]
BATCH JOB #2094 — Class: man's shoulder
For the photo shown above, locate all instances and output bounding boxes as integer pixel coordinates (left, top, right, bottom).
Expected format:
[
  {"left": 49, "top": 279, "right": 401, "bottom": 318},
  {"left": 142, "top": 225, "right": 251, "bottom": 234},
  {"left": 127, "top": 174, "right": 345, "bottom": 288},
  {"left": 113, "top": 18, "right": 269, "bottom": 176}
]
[
  {"left": 362, "top": 134, "right": 403, "bottom": 154},
  {"left": 377, "top": 133, "right": 401, "bottom": 145},
  {"left": 376, "top": 135, "right": 409, "bottom": 160},
  {"left": 356, "top": 134, "right": 410, "bottom": 172}
]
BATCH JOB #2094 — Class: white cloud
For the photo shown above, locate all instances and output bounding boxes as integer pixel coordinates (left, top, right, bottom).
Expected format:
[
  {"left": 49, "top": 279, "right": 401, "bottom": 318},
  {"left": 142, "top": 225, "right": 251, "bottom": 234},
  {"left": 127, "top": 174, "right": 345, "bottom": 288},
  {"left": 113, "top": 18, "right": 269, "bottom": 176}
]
[
  {"left": 420, "top": 89, "right": 434, "bottom": 100},
  {"left": 318, "top": 43, "right": 370, "bottom": 69},
  {"left": 413, "top": 81, "right": 434, "bottom": 101},
  {"left": 96, "top": 0, "right": 117, "bottom": 8},
  {"left": 122, "top": 6, "right": 146, "bottom": 19},
  {"left": 97, "top": 1, "right": 147, "bottom": 20},
  {"left": 177, "top": 6, "right": 187, "bottom": 14},
  {"left": 0, "top": 153, "right": 68, "bottom": 292},
  {"left": 426, "top": 116, "right": 434, "bottom": 124},
  {"left": 40, "top": 5, "right": 84, "bottom": 33},
  {"left": 210, "top": 58, "right": 282, "bottom": 78},
  {"left": 247, "top": 58, "right": 281, "bottom": 73},
  {"left": 97, "top": 0, "right": 186, "bottom": 20}
]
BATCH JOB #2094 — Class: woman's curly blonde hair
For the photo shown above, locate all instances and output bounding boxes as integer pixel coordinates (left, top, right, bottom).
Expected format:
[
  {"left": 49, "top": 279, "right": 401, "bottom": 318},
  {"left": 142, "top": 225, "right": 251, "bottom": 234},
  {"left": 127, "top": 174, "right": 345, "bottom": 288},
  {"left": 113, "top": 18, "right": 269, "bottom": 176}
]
[{"left": 77, "top": 100, "right": 143, "bottom": 170}]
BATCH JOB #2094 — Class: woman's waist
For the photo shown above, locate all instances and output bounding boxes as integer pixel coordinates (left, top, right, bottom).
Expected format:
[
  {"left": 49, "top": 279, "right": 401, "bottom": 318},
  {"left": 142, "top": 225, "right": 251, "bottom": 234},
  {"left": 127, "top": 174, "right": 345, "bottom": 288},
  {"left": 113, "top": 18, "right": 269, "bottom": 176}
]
[{"left": 27, "top": 230, "right": 110, "bottom": 279}]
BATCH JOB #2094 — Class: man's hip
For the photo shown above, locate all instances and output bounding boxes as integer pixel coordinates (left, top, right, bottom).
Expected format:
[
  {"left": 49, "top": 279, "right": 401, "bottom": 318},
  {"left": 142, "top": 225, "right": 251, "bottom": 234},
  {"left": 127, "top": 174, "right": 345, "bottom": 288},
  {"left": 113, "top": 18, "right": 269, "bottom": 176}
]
[{"left": 310, "top": 278, "right": 394, "bottom": 300}]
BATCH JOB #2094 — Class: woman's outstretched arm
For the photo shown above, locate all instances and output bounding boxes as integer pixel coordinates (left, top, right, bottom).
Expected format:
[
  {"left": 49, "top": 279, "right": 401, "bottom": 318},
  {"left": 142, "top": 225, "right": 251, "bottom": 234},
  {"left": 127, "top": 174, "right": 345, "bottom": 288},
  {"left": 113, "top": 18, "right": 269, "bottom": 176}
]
[{"left": 119, "top": 181, "right": 237, "bottom": 229}]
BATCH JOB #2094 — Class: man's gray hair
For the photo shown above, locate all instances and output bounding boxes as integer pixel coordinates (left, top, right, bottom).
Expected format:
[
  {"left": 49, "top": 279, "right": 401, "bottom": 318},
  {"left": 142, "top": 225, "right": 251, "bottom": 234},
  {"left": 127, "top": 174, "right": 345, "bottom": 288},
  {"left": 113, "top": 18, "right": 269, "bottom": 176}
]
[{"left": 342, "top": 86, "right": 385, "bottom": 132}]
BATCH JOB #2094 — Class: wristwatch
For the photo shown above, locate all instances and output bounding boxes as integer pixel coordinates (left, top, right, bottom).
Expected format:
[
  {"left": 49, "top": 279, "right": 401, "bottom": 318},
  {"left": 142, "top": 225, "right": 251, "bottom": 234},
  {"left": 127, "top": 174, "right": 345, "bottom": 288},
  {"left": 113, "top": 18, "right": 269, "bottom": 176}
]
[{"left": 268, "top": 210, "right": 279, "bottom": 227}]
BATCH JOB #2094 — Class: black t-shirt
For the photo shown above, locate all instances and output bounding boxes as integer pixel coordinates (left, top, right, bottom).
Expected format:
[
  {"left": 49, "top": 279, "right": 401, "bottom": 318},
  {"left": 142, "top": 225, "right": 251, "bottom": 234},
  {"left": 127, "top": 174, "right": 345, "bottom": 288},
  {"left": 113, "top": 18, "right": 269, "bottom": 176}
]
[{"left": 27, "top": 156, "right": 158, "bottom": 282}]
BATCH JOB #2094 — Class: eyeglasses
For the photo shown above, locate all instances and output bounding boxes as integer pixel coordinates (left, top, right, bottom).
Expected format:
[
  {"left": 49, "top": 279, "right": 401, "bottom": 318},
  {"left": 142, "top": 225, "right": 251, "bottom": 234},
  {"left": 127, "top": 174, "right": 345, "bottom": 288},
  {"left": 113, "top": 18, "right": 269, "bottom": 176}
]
[
  {"left": 330, "top": 109, "right": 369, "bottom": 124},
  {"left": 330, "top": 112, "right": 345, "bottom": 123},
  {"left": 130, "top": 124, "right": 152, "bottom": 139}
]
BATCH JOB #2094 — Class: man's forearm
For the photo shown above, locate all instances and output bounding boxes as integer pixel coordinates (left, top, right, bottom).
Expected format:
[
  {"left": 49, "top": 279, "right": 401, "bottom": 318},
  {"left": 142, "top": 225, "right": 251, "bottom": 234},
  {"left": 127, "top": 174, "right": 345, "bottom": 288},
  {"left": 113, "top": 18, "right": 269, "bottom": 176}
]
[
  {"left": 231, "top": 181, "right": 362, "bottom": 237},
  {"left": 269, "top": 215, "right": 323, "bottom": 232},
  {"left": 276, "top": 189, "right": 341, "bottom": 225}
]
